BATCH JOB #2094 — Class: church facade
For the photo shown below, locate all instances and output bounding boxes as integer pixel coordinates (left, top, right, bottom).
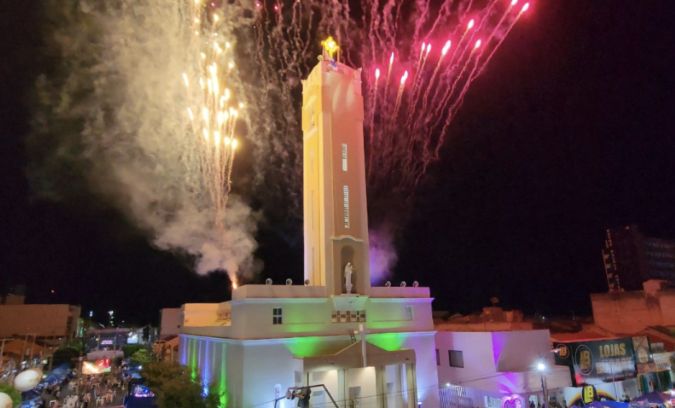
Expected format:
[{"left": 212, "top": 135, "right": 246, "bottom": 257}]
[{"left": 180, "top": 51, "right": 439, "bottom": 408}]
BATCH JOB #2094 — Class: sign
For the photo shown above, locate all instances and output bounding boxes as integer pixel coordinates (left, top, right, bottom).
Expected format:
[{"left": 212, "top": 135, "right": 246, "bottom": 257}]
[
  {"left": 582, "top": 385, "right": 597, "bottom": 404},
  {"left": 554, "top": 338, "right": 636, "bottom": 386},
  {"left": 631, "top": 336, "right": 651, "bottom": 364}
]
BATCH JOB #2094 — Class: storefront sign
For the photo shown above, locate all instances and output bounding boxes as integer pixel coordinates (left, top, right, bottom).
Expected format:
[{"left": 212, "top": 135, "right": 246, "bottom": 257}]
[{"left": 553, "top": 338, "right": 636, "bottom": 386}]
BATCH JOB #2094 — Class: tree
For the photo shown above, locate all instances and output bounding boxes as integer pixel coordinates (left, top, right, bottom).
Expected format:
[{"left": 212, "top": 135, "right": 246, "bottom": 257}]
[
  {"left": 130, "top": 348, "right": 153, "bottom": 366},
  {"left": 141, "top": 361, "right": 224, "bottom": 408},
  {"left": 123, "top": 344, "right": 146, "bottom": 358},
  {"left": 52, "top": 346, "right": 81, "bottom": 368}
]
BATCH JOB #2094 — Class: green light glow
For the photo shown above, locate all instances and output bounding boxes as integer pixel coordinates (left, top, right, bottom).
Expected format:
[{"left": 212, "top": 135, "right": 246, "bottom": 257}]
[
  {"left": 284, "top": 323, "right": 327, "bottom": 333},
  {"left": 218, "top": 345, "right": 229, "bottom": 407},
  {"left": 367, "top": 333, "right": 407, "bottom": 351},
  {"left": 189, "top": 339, "right": 198, "bottom": 381},
  {"left": 286, "top": 336, "right": 326, "bottom": 357},
  {"left": 367, "top": 321, "right": 409, "bottom": 330}
]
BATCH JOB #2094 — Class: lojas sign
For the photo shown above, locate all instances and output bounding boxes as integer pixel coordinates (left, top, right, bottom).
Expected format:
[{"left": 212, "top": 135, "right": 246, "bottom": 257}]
[{"left": 553, "top": 338, "right": 637, "bottom": 386}]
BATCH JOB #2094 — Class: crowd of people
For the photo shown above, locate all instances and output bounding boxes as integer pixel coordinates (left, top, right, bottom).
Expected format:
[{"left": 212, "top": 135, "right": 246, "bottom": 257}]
[{"left": 40, "top": 370, "right": 127, "bottom": 408}]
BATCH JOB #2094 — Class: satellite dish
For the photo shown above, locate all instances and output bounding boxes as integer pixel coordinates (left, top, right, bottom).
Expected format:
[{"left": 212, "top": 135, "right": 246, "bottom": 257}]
[
  {"left": 384, "top": 281, "right": 391, "bottom": 287},
  {"left": 14, "top": 368, "right": 43, "bottom": 392},
  {"left": 285, "top": 278, "right": 293, "bottom": 286},
  {"left": 412, "top": 281, "right": 419, "bottom": 287},
  {"left": 400, "top": 281, "right": 407, "bottom": 287}
]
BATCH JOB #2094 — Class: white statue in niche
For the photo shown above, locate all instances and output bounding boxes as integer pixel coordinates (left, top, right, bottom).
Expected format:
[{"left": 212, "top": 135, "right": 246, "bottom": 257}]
[{"left": 344, "top": 262, "right": 354, "bottom": 294}]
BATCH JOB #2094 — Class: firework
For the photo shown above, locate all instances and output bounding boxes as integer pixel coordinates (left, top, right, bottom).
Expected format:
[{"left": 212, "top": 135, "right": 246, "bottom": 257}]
[
  {"left": 248, "top": 0, "right": 532, "bottom": 194},
  {"left": 182, "top": 0, "right": 243, "bottom": 230}
]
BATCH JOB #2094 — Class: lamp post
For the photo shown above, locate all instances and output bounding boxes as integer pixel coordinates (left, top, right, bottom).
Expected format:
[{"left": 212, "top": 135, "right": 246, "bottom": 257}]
[{"left": 536, "top": 361, "right": 549, "bottom": 408}]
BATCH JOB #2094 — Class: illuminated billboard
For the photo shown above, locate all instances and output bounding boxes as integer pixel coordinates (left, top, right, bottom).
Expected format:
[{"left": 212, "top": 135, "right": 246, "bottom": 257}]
[
  {"left": 553, "top": 338, "right": 636, "bottom": 386},
  {"left": 82, "top": 359, "right": 112, "bottom": 375}
]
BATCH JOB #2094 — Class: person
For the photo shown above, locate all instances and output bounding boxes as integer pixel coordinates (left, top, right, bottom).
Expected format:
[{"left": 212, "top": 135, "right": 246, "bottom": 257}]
[{"left": 296, "top": 387, "right": 311, "bottom": 408}]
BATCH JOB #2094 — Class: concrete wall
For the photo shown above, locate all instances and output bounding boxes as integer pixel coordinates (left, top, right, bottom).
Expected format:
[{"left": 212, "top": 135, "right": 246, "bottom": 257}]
[
  {"left": 435, "top": 331, "right": 571, "bottom": 397},
  {"left": 159, "top": 308, "right": 182, "bottom": 338},
  {"left": 591, "top": 290, "right": 675, "bottom": 333},
  {"left": 181, "top": 332, "right": 439, "bottom": 408},
  {"left": 182, "top": 303, "right": 222, "bottom": 327},
  {"left": 183, "top": 295, "right": 435, "bottom": 340},
  {"left": 0, "top": 304, "right": 80, "bottom": 338}
]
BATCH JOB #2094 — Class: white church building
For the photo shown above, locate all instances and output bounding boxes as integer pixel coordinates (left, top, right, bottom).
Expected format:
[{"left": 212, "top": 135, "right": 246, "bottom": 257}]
[{"left": 179, "top": 44, "right": 440, "bottom": 407}]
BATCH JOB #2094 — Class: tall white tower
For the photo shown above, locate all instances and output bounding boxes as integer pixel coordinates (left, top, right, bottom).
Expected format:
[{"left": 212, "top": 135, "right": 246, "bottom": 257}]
[{"left": 302, "top": 43, "right": 371, "bottom": 296}]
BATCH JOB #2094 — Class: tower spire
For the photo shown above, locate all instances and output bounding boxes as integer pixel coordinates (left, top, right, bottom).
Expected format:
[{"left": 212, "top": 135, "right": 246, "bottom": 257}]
[{"left": 301, "top": 50, "right": 370, "bottom": 295}]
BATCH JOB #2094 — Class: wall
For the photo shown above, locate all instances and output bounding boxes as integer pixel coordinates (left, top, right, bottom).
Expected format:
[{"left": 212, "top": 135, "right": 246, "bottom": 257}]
[
  {"left": 181, "top": 332, "right": 440, "bottom": 408},
  {"left": 0, "top": 304, "right": 80, "bottom": 338},
  {"left": 183, "top": 294, "right": 435, "bottom": 340},
  {"left": 435, "top": 331, "right": 571, "bottom": 397},
  {"left": 182, "top": 303, "right": 222, "bottom": 327},
  {"left": 159, "top": 308, "right": 182, "bottom": 338},
  {"left": 591, "top": 290, "right": 675, "bottom": 333}
]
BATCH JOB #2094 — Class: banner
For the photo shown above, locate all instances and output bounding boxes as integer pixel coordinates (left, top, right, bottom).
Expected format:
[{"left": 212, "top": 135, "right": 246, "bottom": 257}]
[{"left": 553, "top": 338, "right": 636, "bottom": 386}]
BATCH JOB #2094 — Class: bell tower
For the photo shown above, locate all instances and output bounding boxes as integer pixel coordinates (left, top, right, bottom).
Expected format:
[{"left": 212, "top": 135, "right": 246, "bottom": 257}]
[{"left": 302, "top": 38, "right": 371, "bottom": 296}]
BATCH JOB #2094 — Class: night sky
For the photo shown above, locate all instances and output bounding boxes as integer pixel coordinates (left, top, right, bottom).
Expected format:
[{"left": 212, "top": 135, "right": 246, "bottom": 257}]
[{"left": 2, "top": 1, "right": 674, "bottom": 325}]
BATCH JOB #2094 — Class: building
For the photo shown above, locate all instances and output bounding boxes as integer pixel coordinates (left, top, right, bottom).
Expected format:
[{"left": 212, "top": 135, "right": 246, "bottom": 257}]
[
  {"left": 180, "top": 45, "right": 439, "bottom": 407},
  {"left": 0, "top": 303, "right": 81, "bottom": 339},
  {"left": 591, "top": 280, "right": 675, "bottom": 334},
  {"left": 159, "top": 308, "right": 182, "bottom": 339},
  {"left": 552, "top": 335, "right": 673, "bottom": 401},
  {"left": 602, "top": 225, "right": 675, "bottom": 291},
  {"left": 435, "top": 327, "right": 571, "bottom": 408}
]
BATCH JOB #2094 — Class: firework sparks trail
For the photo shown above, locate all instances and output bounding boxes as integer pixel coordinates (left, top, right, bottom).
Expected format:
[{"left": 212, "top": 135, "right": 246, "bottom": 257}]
[
  {"left": 32, "top": 0, "right": 533, "bottom": 286},
  {"left": 30, "top": 0, "right": 264, "bottom": 286},
  {"left": 181, "top": 2, "right": 244, "bottom": 234},
  {"left": 437, "top": 2, "right": 531, "bottom": 146},
  {"left": 367, "top": 67, "right": 381, "bottom": 180},
  {"left": 243, "top": 0, "right": 532, "bottom": 196},
  {"left": 393, "top": 70, "right": 409, "bottom": 117}
]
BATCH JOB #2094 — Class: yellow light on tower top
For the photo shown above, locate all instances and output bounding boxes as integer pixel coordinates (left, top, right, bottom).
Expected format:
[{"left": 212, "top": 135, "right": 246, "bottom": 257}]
[{"left": 321, "top": 36, "right": 339, "bottom": 60}]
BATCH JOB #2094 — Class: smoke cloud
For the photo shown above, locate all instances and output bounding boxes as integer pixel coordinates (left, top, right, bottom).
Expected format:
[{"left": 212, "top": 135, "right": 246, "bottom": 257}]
[
  {"left": 29, "top": 0, "right": 261, "bottom": 282},
  {"left": 368, "top": 225, "right": 399, "bottom": 284}
]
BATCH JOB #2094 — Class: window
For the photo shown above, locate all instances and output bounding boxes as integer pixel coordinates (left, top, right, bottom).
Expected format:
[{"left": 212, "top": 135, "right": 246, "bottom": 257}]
[
  {"left": 342, "top": 185, "right": 350, "bottom": 228},
  {"left": 405, "top": 305, "right": 414, "bottom": 320},
  {"left": 435, "top": 349, "right": 440, "bottom": 366},
  {"left": 273, "top": 307, "right": 283, "bottom": 325},
  {"left": 449, "top": 350, "right": 464, "bottom": 368},
  {"left": 341, "top": 143, "right": 348, "bottom": 171}
]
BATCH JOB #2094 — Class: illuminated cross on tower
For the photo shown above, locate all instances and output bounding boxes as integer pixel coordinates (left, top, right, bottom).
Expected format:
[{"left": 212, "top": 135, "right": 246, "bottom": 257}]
[{"left": 302, "top": 37, "right": 371, "bottom": 296}]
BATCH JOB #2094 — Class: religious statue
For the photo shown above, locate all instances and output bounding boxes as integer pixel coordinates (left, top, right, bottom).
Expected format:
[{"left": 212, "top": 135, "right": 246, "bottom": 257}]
[{"left": 344, "top": 262, "right": 353, "bottom": 294}]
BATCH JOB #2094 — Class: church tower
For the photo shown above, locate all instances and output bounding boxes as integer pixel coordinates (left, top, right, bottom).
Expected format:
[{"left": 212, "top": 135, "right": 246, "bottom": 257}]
[{"left": 302, "top": 38, "right": 371, "bottom": 296}]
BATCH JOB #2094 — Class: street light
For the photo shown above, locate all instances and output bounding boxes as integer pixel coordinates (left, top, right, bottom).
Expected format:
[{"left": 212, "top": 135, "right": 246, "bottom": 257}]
[{"left": 536, "top": 360, "right": 549, "bottom": 408}]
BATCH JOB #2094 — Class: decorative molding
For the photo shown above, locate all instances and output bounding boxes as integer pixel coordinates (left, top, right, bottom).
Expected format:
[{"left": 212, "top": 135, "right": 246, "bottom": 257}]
[
  {"left": 368, "top": 297, "right": 434, "bottom": 304},
  {"left": 331, "top": 235, "right": 364, "bottom": 243},
  {"left": 231, "top": 298, "right": 329, "bottom": 306}
]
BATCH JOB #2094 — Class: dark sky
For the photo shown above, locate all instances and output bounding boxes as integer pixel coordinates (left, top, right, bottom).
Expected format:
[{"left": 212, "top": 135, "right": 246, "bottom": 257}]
[{"left": 2, "top": 1, "right": 674, "bottom": 325}]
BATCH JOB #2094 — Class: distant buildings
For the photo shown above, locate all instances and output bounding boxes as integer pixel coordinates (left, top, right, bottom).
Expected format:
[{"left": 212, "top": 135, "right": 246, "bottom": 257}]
[
  {"left": 0, "top": 294, "right": 81, "bottom": 339},
  {"left": 591, "top": 280, "right": 675, "bottom": 334},
  {"left": 602, "top": 225, "right": 675, "bottom": 291},
  {"left": 159, "top": 308, "right": 181, "bottom": 339}
]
